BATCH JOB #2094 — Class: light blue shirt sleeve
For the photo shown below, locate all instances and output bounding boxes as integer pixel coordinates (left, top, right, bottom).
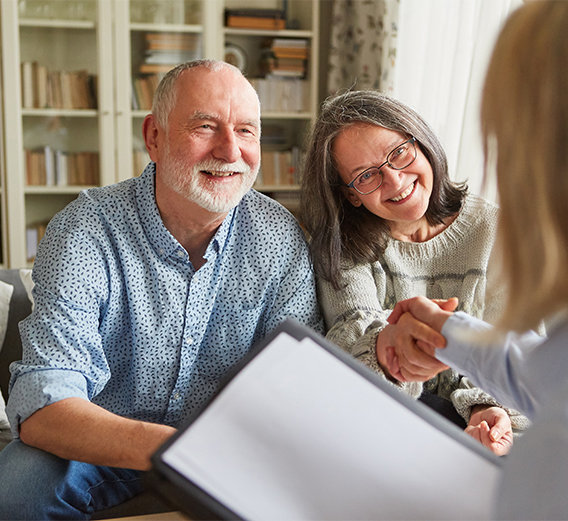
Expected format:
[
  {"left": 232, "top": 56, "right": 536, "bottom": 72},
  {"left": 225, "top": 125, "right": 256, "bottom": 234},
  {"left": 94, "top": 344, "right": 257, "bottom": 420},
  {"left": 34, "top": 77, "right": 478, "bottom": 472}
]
[{"left": 438, "top": 311, "right": 547, "bottom": 419}]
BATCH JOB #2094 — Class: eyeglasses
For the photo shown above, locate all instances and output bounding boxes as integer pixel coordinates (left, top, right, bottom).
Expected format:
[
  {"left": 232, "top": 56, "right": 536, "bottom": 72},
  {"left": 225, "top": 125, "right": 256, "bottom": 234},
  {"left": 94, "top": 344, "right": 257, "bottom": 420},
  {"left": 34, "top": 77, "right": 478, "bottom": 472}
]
[{"left": 344, "top": 137, "right": 417, "bottom": 195}]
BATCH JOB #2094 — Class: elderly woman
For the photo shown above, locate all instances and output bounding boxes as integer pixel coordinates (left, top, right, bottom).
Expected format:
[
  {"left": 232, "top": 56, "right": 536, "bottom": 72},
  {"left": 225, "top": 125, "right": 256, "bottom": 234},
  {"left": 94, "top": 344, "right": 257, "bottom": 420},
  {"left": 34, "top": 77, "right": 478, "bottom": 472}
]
[{"left": 300, "top": 90, "right": 528, "bottom": 455}]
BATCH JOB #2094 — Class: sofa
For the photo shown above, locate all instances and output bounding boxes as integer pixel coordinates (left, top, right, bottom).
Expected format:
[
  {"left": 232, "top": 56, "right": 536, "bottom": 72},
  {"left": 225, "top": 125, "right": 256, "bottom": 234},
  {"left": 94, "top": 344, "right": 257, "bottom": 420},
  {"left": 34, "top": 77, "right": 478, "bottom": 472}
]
[{"left": 0, "top": 269, "right": 171, "bottom": 519}]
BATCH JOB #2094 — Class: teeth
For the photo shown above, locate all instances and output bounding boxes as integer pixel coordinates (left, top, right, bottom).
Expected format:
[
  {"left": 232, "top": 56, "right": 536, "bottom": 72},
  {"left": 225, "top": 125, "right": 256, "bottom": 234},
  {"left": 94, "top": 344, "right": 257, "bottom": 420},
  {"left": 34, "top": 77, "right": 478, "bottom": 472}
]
[
  {"left": 204, "top": 170, "right": 235, "bottom": 177},
  {"left": 391, "top": 181, "right": 415, "bottom": 202}
]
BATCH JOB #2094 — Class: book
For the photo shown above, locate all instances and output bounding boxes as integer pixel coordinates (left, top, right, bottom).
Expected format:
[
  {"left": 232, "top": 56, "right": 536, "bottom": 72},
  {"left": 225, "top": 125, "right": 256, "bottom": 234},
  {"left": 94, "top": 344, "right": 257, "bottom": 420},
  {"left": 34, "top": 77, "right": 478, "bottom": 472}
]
[
  {"left": 151, "top": 320, "right": 502, "bottom": 521},
  {"left": 226, "top": 15, "right": 285, "bottom": 30}
]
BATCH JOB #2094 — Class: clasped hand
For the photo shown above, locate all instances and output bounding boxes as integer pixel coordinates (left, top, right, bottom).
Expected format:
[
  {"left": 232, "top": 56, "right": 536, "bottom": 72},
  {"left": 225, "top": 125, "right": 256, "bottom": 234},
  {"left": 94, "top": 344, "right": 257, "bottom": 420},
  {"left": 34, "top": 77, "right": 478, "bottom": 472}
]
[
  {"left": 376, "top": 296, "right": 513, "bottom": 456},
  {"left": 376, "top": 296, "right": 457, "bottom": 383}
]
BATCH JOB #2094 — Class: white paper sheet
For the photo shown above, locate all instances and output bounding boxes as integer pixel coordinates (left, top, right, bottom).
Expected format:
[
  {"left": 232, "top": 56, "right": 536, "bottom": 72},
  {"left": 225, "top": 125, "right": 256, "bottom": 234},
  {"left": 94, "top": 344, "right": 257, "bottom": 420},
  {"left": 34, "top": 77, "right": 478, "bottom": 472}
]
[{"left": 162, "top": 332, "right": 500, "bottom": 520}]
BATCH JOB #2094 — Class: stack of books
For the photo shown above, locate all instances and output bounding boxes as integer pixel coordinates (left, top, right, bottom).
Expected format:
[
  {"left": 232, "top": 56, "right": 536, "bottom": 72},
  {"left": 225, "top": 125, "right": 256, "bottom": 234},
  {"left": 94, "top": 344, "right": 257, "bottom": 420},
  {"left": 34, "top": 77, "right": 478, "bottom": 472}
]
[
  {"left": 139, "top": 32, "right": 202, "bottom": 74},
  {"left": 262, "top": 38, "right": 309, "bottom": 78},
  {"left": 225, "top": 8, "right": 286, "bottom": 30},
  {"left": 25, "top": 146, "right": 99, "bottom": 187},
  {"left": 256, "top": 147, "right": 302, "bottom": 188},
  {"left": 133, "top": 32, "right": 202, "bottom": 110},
  {"left": 249, "top": 77, "right": 309, "bottom": 113},
  {"left": 21, "top": 61, "right": 97, "bottom": 110}
]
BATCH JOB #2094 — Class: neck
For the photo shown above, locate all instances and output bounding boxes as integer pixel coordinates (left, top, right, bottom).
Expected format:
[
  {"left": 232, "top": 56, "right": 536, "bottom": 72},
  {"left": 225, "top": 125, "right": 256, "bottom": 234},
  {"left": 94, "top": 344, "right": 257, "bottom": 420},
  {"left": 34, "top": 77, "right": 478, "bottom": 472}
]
[
  {"left": 156, "top": 178, "right": 228, "bottom": 269},
  {"left": 389, "top": 214, "right": 456, "bottom": 243}
]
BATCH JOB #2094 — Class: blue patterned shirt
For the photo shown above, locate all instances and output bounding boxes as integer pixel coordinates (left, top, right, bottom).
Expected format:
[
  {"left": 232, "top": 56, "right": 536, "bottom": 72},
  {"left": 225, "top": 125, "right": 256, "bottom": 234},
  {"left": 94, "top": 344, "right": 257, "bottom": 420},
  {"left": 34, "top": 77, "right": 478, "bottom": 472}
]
[{"left": 7, "top": 164, "right": 322, "bottom": 435}]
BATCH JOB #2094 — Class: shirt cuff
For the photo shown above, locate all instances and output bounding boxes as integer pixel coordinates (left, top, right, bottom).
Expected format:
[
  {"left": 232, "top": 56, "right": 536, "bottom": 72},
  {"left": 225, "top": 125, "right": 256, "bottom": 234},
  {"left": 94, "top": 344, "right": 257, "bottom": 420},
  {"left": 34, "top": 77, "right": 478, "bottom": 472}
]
[
  {"left": 436, "top": 311, "right": 491, "bottom": 372},
  {"left": 6, "top": 369, "right": 89, "bottom": 438}
]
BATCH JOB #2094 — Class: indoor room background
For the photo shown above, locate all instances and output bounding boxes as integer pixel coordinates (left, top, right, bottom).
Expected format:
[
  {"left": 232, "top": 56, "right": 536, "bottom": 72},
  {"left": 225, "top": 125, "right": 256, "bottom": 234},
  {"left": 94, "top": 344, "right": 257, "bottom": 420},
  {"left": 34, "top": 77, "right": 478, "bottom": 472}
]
[{"left": 0, "top": 0, "right": 520, "bottom": 269}]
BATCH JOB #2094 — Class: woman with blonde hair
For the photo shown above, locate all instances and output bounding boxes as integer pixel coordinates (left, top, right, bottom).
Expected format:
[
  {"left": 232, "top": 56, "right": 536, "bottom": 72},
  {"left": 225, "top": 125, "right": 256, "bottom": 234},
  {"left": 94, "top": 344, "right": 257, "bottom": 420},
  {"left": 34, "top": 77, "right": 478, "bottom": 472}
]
[{"left": 386, "top": 1, "right": 568, "bottom": 518}]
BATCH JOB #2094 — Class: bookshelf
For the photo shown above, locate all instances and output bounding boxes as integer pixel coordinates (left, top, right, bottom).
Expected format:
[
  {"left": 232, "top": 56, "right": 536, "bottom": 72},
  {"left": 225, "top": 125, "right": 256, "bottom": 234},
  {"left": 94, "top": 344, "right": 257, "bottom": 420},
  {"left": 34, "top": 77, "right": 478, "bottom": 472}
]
[
  {"left": 0, "top": 0, "right": 320, "bottom": 267},
  {"left": 222, "top": 0, "right": 319, "bottom": 214},
  {"left": 1, "top": 0, "right": 114, "bottom": 267}
]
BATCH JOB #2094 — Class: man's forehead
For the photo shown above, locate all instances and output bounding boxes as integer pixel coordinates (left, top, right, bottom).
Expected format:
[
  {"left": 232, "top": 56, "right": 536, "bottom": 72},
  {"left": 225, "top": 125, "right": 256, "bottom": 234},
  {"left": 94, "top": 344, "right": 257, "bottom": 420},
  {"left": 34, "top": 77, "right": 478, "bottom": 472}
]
[{"left": 176, "top": 68, "right": 260, "bottom": 117}]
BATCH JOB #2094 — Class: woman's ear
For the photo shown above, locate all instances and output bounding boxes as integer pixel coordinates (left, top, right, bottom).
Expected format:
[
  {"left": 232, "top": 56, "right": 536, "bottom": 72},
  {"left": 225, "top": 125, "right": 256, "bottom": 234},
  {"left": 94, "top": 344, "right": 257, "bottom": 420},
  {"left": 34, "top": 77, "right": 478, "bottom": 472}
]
[{"left": 342, "top": 187, "right": 363, "bottom": 207}]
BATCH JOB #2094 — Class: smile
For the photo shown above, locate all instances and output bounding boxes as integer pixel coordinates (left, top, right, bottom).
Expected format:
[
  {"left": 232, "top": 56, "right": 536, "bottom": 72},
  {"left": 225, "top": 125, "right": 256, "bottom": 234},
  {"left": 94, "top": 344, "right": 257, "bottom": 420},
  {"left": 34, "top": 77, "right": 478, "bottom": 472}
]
[
  {"left": 390, "top": 181, "right": 416, "bottom": 203},
  {"left": 202, "top": 170, "right": 238, "bottom": 177}
]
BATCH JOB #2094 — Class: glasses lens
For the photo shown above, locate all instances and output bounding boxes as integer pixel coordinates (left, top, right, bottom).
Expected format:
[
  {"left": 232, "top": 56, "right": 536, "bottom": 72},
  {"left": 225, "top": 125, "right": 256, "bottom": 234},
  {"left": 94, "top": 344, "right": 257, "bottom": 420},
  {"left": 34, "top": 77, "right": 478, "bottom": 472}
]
[
  {"left": 355, "top": 167, "right": 382, "bottom": 194},
  {"left": 388, "top": 140, "right": 416, "bottom": 170}
]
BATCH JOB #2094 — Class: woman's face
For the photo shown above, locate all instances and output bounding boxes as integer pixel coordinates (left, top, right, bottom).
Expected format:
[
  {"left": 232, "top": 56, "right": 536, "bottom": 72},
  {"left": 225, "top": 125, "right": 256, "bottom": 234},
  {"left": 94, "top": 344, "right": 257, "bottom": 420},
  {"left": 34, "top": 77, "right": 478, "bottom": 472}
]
[{"left": 332, "top": 123, "right": 434, "bottom": 235}]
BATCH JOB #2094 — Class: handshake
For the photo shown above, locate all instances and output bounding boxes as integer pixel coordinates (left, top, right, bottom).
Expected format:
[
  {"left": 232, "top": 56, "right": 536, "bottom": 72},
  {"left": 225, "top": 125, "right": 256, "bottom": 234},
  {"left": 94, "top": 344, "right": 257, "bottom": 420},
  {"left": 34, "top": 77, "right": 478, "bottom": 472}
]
[
  {"left": 379, "top": 296, "right": 513, "bottom": 456},
  {"left": 378, "top": 296, "right": 459, "bottom": 383}
]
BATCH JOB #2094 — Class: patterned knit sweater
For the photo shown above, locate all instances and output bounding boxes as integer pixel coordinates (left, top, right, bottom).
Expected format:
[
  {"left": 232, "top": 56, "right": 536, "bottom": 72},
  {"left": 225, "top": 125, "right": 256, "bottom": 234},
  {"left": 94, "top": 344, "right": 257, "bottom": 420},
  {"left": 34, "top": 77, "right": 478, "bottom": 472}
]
[{"left": 318, "top": 193, "right": 529, "bottom": 430}]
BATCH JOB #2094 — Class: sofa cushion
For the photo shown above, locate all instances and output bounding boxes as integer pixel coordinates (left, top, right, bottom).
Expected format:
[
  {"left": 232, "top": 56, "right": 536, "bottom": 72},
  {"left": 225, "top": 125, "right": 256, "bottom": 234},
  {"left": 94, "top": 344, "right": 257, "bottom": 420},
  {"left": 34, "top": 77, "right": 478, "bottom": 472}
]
[
  {"left": 0, "top": 280, "right": 14, "bottom": 430},
  {"left": 0, "top": 270, "right": 33, "bottom": 410}
]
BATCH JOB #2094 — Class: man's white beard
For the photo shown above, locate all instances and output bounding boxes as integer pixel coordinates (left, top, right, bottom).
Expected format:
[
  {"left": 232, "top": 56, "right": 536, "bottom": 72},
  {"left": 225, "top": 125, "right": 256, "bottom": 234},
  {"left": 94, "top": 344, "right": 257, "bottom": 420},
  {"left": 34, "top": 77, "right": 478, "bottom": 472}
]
[{"left": 163, "top": 154, "right": 258, "bottom": 213}]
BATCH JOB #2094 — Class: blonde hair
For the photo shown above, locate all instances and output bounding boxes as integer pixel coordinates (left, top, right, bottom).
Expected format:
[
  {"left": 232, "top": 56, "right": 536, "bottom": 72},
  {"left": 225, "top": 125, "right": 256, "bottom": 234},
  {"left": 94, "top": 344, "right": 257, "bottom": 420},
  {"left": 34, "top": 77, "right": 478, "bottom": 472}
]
[{"left": 481, "top": 1, "right": 568, "bottom": 332}]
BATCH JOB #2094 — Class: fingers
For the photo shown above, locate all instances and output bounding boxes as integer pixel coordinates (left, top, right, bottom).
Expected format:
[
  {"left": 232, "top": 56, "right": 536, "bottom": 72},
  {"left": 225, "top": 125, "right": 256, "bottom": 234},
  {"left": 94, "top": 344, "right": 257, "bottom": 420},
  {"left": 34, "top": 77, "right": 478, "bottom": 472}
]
[
  {"left": 431, "top": 297, "right": 459, "bottom": 312},
  {"left": 384, "top": 314, "right": 449, "bottom": 382},
  {"left": 466, "top": 407, "right": 514, "bottom": 456},
  {"left": 388, "top": 296, "right": 457, "bottom": 332}
]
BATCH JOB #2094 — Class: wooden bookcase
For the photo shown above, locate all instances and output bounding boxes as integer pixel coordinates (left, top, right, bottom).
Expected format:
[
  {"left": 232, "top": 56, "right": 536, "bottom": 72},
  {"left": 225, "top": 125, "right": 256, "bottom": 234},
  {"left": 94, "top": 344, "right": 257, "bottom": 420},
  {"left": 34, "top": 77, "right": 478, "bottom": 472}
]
[{"left": 0, "top": 0, "right": 320, "bottom": 267}]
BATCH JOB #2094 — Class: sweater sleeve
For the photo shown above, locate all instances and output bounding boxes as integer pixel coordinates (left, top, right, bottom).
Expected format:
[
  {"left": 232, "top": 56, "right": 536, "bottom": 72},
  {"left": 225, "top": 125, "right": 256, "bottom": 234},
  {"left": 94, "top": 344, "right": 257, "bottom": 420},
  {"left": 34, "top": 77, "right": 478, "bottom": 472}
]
[{"left": 318, "top": 263, "right": 423, "bottom": 398}]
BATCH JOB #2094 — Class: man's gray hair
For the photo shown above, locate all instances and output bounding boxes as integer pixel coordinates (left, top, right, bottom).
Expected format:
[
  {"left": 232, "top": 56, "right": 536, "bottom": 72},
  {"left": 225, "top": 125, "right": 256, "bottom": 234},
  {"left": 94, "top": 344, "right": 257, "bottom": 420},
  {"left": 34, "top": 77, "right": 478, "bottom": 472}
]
[{"left": 151, "top": 59, "right": 249, "bottom": 129}]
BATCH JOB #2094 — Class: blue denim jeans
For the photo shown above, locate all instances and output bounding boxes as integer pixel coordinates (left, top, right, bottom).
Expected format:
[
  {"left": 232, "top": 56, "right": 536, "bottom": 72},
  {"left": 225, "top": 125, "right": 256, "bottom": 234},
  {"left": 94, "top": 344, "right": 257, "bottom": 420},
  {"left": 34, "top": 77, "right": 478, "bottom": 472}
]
[{"left": 0, "top": 440, "right": 144, "bottom": 520}]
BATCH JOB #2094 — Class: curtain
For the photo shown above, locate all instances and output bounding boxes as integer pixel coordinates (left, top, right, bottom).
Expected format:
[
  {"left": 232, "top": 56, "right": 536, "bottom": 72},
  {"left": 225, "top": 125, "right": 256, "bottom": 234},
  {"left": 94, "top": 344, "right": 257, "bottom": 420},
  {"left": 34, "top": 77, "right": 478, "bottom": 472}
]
[
  {"left": 326, "top": 0, "right": 522, "bottom": 200},
  {"left": 393, "top": 0, "right": 522, "bottom": 200},
  {"left": 327, "top": 0, "right": 399, "bottom": 96}
]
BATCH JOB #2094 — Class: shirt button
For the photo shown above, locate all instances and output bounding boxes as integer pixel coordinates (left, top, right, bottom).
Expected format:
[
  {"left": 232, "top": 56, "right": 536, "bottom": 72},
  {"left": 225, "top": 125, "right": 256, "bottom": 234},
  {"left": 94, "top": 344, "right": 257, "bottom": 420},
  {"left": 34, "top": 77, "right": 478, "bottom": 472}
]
[
  {"left": 177, "top": 250, "right": 184, "bottom": 258},
  {"left": 173, "top": 392, "right": 180, "bottom": 400},
  {"left": 186, "top": 337, "right": 193, "bottom": 345}
]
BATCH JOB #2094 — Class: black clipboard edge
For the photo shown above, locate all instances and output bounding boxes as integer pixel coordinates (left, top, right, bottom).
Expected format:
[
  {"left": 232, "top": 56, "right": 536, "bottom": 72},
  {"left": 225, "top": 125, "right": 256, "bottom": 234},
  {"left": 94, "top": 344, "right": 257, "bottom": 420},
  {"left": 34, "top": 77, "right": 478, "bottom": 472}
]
[{"left": 150, "top": 318, "right": 501, "bottom": 519}]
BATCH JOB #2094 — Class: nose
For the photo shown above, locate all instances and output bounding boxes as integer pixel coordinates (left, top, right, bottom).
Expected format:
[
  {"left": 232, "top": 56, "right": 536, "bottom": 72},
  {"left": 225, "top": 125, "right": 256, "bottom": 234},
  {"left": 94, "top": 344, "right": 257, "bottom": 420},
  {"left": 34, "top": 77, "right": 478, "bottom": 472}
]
[
  {"left": 212, "top": 129, "right": 241, "bottom": 163},
  {"left": 379, "top": 164, "right": 405, "bottom": 190}
]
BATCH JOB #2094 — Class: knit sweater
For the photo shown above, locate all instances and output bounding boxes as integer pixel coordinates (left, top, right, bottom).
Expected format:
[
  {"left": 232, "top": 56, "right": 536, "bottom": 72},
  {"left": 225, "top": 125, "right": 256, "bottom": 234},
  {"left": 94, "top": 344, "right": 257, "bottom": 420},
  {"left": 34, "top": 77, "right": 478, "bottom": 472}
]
[{"left": 318, "top": 193, "right": 529, "bottom": 430}]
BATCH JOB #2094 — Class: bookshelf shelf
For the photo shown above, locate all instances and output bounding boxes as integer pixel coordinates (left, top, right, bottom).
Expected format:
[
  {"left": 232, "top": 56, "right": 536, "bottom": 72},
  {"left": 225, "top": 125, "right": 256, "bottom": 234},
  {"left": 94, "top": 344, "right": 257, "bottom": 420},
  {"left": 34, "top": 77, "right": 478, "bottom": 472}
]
[
  {"left": 22, "top": 109, "right": 98, "bottom": 117},
  {"left": 19, "top": 19, "right": 95, "bottom": 29},
  {"left": 130, "top": 23, "right": 203, "bottom": 33},
  {"left": 224, "top": 28, "right": 314, "bottom": 38}
]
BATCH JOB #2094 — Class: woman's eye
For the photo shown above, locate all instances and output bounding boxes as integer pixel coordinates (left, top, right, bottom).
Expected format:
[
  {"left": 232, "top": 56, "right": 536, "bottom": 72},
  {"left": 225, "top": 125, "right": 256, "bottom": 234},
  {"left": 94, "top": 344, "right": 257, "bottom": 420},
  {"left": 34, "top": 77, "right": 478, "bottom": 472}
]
[{"left": 392, "top": 146, "right": 406, "bottom": 157}]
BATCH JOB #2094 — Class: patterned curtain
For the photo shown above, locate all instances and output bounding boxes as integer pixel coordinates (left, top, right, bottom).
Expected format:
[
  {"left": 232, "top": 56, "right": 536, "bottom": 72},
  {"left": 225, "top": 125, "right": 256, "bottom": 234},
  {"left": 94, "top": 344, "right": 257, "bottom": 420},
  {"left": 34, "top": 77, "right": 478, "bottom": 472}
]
[{"left": 327, "top": 0, "right": 399, "bottom": 96}]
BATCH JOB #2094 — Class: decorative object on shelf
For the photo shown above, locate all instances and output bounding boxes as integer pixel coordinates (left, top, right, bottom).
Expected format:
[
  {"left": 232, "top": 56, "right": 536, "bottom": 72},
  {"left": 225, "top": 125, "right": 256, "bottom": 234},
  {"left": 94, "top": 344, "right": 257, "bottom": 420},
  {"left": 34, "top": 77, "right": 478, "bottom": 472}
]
[{"left": 224, "top": 44, "right": 247, "bottom": 72}]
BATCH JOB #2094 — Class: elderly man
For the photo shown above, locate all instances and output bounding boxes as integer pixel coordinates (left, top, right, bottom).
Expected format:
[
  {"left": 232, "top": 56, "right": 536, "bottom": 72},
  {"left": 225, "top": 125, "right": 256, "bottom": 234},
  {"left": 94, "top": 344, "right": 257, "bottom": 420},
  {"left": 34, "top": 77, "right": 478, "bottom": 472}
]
[{"left": 0, "top": 60, "right": 321, "bottom": 519}]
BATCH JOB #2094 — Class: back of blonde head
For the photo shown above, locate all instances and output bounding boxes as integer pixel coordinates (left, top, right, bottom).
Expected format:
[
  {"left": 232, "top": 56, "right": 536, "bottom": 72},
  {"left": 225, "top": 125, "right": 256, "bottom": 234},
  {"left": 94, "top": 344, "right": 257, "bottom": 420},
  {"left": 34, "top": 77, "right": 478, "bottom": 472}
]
[{"left": 481, "top": 1, "right": 568, "bottom": 331}]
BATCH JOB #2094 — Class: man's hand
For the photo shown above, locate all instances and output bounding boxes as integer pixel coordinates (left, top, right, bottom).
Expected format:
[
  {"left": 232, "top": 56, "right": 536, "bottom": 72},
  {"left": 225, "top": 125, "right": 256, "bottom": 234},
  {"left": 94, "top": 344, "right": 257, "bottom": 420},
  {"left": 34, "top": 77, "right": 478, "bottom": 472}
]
[
  {"left": 466, "top": 405, "right": 514, "bottom": 456},
  {"left": 379, "top": 297, "right": 458, "bottom": 382}
]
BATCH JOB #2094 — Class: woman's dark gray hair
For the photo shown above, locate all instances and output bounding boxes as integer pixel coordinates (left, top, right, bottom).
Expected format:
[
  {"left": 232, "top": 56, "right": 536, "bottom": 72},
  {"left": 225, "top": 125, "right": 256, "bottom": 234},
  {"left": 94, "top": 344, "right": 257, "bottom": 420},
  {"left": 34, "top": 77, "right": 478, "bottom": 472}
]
[
  {"left": 152, "top": 59, "right": 245, "bottom": 129},
  {"left": 300, "top": 90, "right": 467, "bottom": 289}
]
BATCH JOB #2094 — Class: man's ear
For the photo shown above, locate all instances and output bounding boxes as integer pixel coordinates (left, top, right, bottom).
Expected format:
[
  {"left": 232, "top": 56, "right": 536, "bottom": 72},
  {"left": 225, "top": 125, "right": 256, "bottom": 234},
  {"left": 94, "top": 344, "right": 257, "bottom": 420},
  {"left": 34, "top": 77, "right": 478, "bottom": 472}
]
[
  {"left": 342, "top": 187, "right": 363, "bottom": 207},
  {"left": 142, "top": 114, "right": 160, "bottom": 162}
]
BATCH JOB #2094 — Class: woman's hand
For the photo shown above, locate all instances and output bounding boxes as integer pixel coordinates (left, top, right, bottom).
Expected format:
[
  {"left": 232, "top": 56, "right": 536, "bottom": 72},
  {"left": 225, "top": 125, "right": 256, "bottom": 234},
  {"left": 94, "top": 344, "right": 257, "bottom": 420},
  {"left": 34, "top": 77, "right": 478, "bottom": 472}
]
[
  {"left": 375, "top": 316, "right": 449, "bottom": 382},
  {"left": 466, "top": 405, "right": 514, "bottom": 456},
  {"left": 378, "top": 297, "right": 458, "bottom": 382}
]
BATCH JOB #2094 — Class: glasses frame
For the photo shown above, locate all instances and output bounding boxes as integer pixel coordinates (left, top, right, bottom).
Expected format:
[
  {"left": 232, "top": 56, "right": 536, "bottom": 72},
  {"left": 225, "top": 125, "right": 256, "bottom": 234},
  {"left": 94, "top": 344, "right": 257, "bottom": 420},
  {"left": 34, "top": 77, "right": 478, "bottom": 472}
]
[{"left": 344, "top": 137, "right": 417, "bottom": 195}]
